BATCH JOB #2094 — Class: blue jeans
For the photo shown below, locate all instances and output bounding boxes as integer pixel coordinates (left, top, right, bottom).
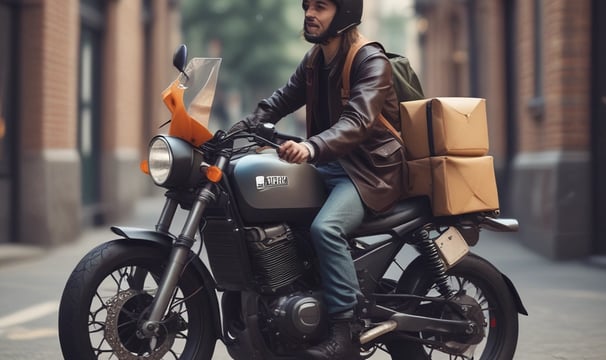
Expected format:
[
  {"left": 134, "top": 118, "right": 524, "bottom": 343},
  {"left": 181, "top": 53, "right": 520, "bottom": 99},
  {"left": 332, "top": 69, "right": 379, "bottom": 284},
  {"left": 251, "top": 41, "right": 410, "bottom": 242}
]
[{"left": 311, "top": 162, "right": 365, "bottom": 315}]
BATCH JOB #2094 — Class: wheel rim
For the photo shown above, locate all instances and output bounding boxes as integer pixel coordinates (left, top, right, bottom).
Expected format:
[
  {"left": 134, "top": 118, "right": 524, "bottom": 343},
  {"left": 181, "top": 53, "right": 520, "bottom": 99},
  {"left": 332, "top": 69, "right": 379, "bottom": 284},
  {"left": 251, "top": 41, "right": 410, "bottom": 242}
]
[
  {"left": 383, "top": 255, "right": 518, "bottom": 360},
  {"left": 419, "top": 276, "right": 491, "bottom": 360},
  {"left": 87, "top": 265, "right": 199, "bottom": 359}
]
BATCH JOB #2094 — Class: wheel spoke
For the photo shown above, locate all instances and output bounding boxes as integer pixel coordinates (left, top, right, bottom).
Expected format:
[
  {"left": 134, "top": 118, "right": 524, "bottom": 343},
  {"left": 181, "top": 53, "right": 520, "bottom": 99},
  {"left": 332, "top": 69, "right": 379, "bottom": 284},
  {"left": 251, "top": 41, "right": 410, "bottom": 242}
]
[
  {"left": 168, "top": 348, "right": 180, "bottom": 359},
  {"left": 60, "top": 243, "right": 214, "bottom": 360},
  {"left": 402, "top": 275, "right": 491, "bottom": 359}
]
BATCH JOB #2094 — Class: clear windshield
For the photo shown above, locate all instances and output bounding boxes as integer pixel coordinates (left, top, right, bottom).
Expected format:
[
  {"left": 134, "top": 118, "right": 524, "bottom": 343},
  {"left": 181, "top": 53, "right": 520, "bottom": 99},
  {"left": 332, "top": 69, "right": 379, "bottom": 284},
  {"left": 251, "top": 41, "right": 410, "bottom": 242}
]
[
  {"left": 162, "top": 58, "right": 222, "bottom": 146},
  {"left": 178, "top": 58, "right": 221, "bottom": 130}
]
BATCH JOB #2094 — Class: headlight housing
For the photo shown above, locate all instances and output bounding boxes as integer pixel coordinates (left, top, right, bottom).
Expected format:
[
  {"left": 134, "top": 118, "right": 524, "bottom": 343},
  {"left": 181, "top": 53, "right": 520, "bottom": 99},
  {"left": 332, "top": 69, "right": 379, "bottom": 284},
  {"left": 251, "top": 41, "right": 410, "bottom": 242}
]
[{"left": 148, "top": 136, "right": 205, "bottom": 188}]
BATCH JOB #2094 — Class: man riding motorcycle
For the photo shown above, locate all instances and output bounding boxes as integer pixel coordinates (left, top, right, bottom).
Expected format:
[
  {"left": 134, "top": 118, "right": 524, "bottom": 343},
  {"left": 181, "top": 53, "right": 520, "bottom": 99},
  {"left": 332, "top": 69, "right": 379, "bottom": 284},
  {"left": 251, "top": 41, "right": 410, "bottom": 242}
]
[{"left": 232, "top": 1, "right": 405, "bottom": 358}]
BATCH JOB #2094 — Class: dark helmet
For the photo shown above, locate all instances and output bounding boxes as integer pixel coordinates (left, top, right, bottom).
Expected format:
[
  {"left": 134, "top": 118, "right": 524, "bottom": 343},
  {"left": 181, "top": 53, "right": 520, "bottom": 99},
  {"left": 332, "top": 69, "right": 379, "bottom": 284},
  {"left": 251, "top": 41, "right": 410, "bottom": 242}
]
[{"left": 303, "top": 0, "right": 363, "bottom": 44}]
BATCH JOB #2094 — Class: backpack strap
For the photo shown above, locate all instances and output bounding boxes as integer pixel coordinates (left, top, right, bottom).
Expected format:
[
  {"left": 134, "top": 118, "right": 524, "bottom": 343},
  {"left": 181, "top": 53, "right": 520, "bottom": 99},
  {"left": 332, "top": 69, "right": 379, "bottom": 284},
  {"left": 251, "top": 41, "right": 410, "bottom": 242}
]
[
  {"left": 341, "top": 35, "right": 400, "bottom": 139},
  {"left": 341, "top": 35, "right": 371, "bottom": 105}
]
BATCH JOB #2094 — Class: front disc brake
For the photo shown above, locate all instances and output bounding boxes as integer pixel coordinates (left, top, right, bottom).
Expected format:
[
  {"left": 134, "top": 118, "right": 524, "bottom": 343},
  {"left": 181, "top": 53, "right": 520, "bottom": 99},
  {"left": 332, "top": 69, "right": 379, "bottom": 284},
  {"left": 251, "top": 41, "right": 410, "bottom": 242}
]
[{"left": 105, "top": 289, "right": 176, "bottom": 360}]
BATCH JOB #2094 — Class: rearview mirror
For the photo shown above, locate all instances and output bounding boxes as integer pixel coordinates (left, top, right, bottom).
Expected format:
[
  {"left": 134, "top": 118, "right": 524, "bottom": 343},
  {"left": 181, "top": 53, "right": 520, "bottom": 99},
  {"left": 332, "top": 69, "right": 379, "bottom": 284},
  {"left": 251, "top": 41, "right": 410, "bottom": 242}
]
[{"left": 172, "top": 44, "right": 188, "bottom": 73}]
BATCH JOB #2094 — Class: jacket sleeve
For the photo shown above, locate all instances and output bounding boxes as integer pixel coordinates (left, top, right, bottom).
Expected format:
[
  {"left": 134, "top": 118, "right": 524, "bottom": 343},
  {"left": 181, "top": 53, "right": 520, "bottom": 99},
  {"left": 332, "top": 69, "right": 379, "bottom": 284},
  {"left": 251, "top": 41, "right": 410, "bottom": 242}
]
[
  {"left": 307, "top": 45, "right": 393, "bottom": 163},
  {"left": 233, "top": 52, "right": 310, "bottom": 131}
]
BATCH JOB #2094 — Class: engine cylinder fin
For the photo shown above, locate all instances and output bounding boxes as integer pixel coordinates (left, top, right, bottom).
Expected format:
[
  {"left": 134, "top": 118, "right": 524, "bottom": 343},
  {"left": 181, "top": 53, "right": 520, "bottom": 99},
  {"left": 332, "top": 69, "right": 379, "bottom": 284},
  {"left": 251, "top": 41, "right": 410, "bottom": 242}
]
[{"left": 247, "top": 224, "right": 304, "bottom": 293}]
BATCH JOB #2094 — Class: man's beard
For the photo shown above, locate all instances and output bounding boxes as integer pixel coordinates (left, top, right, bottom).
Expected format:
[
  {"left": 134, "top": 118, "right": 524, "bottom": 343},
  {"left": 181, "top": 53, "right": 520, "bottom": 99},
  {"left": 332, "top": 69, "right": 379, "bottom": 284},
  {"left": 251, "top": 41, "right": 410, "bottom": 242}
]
[{"left": 303, "top": 21, "right": 334, "bottom": 44}]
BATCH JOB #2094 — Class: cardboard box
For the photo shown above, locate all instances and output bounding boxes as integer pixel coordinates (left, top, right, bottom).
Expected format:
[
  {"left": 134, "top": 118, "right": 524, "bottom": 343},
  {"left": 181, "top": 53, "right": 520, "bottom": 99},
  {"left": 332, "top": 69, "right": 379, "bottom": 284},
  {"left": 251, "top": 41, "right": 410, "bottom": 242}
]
[
  {"left": 405, "top": 156, "right": 499, "bottom": 216},
  {"left": 401, "top": 97, "right": 489, "bottom": 160}
]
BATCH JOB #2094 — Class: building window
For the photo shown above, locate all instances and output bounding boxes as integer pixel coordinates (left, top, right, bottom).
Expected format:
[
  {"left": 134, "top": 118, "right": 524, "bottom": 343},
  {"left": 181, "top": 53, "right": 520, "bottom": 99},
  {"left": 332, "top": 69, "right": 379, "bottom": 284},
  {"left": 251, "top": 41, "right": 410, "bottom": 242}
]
[
  {"left": 81, "top": 0, "right": 105, "bottom": 13},
  {"left": 79, "top": 0, "right": 104, "bottom": 221}
]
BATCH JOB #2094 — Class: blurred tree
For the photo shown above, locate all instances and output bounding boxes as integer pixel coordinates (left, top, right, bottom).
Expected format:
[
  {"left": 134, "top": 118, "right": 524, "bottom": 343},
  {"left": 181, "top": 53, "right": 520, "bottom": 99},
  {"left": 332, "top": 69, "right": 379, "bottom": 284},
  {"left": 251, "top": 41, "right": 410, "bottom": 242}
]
[{"left": 182, "top": 0, "right": 302, "bottom": 123}]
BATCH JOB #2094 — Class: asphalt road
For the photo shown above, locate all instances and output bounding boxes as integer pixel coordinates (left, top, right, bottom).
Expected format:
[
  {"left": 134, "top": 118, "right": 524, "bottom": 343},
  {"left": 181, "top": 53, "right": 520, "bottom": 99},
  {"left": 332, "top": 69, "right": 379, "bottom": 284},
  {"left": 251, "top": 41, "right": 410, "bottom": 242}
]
[{"left": 0, "top": 196, "right": 604, "bottom": 359}]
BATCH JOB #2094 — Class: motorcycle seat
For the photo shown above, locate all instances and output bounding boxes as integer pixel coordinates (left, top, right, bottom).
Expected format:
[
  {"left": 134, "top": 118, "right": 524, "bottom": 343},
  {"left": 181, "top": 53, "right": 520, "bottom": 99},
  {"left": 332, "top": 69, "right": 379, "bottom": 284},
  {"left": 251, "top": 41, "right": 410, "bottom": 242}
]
[{"left": 352, "top": 196, "right": 432, "bottom": 237}]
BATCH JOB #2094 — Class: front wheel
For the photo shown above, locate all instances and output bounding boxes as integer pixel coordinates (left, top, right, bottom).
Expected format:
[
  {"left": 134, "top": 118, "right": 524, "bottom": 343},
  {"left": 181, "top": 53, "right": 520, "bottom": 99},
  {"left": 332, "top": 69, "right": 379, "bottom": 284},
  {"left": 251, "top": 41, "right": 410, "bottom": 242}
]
[
  {"left": 386, "top": 253, "right": 520, "bottom": 360},
  {"left": 58, "top": 240, "right": 218, "bottom": 360}
]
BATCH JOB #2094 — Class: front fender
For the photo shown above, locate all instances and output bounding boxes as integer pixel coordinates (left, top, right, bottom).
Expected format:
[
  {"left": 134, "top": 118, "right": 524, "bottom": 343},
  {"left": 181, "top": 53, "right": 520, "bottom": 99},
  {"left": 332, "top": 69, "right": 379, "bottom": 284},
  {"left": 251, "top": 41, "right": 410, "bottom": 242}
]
[
  {"left": 110, "top": 226, "right": 176, "bottom": 246},
  {"left": 109, "top": 226, "right": 223, "bottom": 339}
]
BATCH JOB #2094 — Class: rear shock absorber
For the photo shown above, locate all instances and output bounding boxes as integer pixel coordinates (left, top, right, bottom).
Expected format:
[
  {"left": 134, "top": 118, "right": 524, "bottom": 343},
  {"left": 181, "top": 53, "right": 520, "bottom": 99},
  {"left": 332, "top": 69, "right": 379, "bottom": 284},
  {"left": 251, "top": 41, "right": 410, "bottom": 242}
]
[{"left": 416, "top": 228, "right": 455, "bottom": 299}]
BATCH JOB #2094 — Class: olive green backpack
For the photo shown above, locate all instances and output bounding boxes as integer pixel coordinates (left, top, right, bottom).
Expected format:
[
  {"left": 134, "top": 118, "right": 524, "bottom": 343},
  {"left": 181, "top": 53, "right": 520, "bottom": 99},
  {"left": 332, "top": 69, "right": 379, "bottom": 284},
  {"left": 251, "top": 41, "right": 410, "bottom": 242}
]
[{"left": 341, "top": 35, "right": 424, "bottom": 137}]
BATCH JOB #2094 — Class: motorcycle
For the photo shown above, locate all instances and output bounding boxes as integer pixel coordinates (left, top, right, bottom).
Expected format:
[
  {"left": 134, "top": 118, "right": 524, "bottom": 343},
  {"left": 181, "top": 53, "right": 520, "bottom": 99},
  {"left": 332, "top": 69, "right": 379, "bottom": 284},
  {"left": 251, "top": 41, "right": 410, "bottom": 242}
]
[{"left": 58, "top": 45, "right": 527, "bottom": 360}]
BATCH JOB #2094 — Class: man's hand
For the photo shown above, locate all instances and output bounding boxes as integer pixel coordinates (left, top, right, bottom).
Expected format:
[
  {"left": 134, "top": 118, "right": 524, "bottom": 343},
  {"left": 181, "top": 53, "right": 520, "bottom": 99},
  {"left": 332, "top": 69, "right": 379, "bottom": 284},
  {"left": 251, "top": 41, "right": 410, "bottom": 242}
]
[{"left": 278, "top": 140, "right": 311, "bottom": 164}]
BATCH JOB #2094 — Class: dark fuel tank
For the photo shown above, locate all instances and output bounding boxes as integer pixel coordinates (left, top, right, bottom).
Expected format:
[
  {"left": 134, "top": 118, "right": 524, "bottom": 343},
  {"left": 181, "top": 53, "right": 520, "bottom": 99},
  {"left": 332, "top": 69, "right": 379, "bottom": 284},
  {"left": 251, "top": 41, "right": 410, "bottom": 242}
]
[{"left": 230, "top": 152, "right": 327, "bottom": 224}]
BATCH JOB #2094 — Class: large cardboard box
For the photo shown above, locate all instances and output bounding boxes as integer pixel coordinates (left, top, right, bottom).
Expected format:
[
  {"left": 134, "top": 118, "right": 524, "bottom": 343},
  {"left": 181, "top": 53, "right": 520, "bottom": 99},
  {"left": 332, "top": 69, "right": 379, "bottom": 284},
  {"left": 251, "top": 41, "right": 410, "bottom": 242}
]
[
  {"left": 405, "top": 156, "right": 499, "bottom": 216},
  {"left": 401, "top": 97, "right": 489, "bottom": 160}
]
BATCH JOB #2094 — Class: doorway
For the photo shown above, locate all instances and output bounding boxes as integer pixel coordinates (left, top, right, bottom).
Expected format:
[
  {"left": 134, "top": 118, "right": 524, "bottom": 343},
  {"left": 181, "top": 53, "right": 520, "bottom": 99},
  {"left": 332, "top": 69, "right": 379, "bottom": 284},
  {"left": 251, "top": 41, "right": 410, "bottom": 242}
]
[
  {"left": 0, "top": 2, "right": 17, "bottom": 243},
  {"left": 78, "top": 28, "right": 101, "bottom": 210},
  {"left": 592, "top": 0, "right": 606, "bottom": 254},
  {"left": 79, "top": 1, "right": 105, "bottom": 224}
]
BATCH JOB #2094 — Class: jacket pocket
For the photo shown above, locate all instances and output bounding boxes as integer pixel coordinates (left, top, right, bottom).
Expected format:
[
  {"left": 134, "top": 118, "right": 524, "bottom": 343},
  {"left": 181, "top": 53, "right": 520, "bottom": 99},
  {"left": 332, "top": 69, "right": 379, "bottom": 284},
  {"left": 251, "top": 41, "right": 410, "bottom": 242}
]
[
  {"left": 361, "top": 137, "right": 407, "bottom": 199},
  {"left": 364, "top": 137, "right": 403, "bottom": 168}
]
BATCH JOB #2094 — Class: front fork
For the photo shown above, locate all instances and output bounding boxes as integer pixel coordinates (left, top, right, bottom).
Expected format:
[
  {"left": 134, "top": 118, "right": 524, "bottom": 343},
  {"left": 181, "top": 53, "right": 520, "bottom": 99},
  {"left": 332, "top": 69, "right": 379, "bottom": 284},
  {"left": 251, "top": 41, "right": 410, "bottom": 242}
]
[{"left": 139, "top": 155, "right": 227, "bottom": 338}]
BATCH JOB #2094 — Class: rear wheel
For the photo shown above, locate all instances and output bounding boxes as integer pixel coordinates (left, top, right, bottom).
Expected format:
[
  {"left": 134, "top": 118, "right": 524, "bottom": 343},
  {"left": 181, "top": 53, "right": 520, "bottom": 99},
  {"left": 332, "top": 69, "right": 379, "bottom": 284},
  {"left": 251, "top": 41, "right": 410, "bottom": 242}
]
[
  {"left": 385, "top": 253, "right": 519, "bottom": 359},
  {"left": 58, "top": 240, "right": 217, "bottom": 360}
]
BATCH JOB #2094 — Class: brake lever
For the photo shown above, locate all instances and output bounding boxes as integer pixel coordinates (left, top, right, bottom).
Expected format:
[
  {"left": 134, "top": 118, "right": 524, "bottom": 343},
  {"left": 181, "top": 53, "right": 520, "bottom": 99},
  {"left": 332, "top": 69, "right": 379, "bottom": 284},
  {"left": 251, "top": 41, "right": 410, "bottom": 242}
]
[
  {"left": 274, "top": 132, "right": 304, "bottom": 143},
  {"left": 225, "top": 131, "right": 281, "bottom": 149},
  {"left": 251, "top": 134, "right": 281, "bottom": 149},
  {"left": 255, "top": 123, "right": 305, "bottom": 145}
]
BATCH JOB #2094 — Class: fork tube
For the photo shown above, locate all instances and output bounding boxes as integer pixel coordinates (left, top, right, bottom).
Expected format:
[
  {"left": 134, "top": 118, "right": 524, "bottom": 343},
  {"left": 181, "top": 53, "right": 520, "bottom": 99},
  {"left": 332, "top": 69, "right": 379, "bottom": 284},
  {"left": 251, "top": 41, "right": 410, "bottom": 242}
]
[
  {"left": 155, "top": 197, "right": 178, "bottom": 235},
  {"left": 145, "top": 247, "right": 191, "bottom": 327},
  {"left": 145, "top": 182, "right": 217, "bottom": 327}
]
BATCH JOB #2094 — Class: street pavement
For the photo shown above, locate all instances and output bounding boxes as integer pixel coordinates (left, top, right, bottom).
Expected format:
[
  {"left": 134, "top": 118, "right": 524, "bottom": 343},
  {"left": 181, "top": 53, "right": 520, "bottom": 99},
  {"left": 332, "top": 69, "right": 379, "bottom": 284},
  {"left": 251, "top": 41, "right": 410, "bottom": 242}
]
[{"left": 0, "top": 196, "right": 605, "bottom": 359}]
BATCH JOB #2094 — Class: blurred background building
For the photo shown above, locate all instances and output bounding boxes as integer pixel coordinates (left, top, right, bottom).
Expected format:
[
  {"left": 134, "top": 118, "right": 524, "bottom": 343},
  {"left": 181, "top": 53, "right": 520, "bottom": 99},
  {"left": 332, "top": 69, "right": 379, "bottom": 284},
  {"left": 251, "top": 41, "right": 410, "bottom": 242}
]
[
  {"left": 0, "top": 0, "right": 180, "bottom": 245},
  {"left": 412, "top": 0, "right": 604, "bottom": 260},
  {"left": 0, "top": 0, "right": 604, "bottom": 261}
]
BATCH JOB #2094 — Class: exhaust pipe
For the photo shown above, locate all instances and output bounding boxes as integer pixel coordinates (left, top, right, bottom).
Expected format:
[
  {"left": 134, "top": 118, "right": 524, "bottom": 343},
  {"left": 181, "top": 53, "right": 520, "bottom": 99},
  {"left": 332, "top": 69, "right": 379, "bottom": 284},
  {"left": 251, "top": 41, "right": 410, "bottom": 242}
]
[{"left": 359, "top": 320, "right": 398, "bottom": 345}]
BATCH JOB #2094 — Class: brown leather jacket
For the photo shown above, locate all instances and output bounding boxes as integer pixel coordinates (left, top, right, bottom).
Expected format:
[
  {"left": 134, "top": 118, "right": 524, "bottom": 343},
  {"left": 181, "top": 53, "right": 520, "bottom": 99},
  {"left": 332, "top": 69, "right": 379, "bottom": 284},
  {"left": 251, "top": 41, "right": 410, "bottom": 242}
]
[{"left": 241, "top": 43, "right": 403, "bottom": 213}]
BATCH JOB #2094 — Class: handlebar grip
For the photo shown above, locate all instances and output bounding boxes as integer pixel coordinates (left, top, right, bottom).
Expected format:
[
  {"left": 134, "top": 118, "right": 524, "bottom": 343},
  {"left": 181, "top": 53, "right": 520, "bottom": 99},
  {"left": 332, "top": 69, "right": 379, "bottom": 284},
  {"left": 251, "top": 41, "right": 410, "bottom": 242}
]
[
  {"left": 255, "top": 123, "right": 304, "bottom": 144},
  {"left": 274, "top": 132, "right": 304, "bottom": 143}
]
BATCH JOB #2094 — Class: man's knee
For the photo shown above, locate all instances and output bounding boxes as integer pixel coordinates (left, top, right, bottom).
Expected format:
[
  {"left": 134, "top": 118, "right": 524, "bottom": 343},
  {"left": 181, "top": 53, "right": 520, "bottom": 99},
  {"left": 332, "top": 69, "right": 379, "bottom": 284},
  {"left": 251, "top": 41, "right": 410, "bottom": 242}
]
[
  {"left": 310, "top": 219, "right": 327, "bottom": 242},
  {"left": 310, "top": 218, "right": 341, "bottom": 244}
]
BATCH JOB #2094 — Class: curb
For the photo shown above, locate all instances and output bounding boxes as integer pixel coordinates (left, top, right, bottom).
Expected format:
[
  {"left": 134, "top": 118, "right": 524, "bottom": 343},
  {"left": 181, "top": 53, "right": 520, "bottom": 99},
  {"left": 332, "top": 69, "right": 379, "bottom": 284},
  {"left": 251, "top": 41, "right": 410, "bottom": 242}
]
[{"left": 0, "top": 244, "right": 46, "bottom": 268}]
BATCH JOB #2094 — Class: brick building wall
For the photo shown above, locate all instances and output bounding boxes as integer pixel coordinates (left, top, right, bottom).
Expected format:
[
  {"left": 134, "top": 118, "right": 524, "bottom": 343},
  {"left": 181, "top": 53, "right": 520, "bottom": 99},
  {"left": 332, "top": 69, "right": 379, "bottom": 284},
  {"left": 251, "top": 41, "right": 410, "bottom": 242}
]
[
  {"left": 516, "top": 0, "right": 591, "bottom": 153},
  {"left": 414, "top": 0, "right": 510, "bottom": 199},
  {"left": 511, "top": 0, "right": 592, "bottom": 258},
  {"left": 20, "top": 0, "right": 79, "bottom": 151},
  {"left": 473, "top": 1, "right": 507, "bottom": 164},
  {"left": 415, "top": 0, "right": 596, "bottom": 259},
  {"left": 19, "top": 0, "right": 81, "bottom": 245},
  {"left": 101, "top": 0, "right": 147, "bottom": 222},
  {"left": 12, "top": 0, "right": 180, "bottom": 245}
]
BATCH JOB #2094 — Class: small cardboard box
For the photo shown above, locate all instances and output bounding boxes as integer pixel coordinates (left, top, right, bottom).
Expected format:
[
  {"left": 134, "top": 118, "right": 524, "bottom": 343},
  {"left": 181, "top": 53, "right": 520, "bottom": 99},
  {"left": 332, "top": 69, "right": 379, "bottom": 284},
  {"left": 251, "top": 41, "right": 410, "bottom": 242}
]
[
  {"left": 400, "top": 97, "right": 489, "bottom": 160},
  {"left": 405, "top": 156, "right": 499, "bottom": 216}
]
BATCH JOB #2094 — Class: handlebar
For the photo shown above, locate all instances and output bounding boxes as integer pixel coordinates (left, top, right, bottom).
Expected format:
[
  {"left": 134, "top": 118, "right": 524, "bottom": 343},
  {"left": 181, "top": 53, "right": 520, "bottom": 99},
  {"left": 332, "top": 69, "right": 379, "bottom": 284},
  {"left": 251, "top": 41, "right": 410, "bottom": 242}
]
[
  {"left": 222, "top": 123, "right": 304, "bottom": 151},
  {"left": 254, "top": 123, "right": 304, "bottom": 146},
  {"left": 274, "top": 132, "right": 305, "bottom": 143}
]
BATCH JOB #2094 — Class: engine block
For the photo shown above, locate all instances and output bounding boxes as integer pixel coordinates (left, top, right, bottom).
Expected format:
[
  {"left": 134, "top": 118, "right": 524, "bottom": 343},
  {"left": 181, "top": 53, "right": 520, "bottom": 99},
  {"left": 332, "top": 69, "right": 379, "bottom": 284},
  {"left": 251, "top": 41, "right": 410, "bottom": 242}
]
[{"left": 246, "top": 224, "right": 304, "bottom": 293}]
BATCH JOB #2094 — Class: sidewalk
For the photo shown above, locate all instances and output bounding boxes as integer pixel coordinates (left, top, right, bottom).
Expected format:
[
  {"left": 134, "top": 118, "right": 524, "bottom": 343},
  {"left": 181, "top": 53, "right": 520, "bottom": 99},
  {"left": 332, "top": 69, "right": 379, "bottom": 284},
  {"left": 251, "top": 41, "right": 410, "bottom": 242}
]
[
  {"left": 1, "top": 196, "right": 605, "bottom": 359},
  {"left": 473, "top": 232, "right": 606, "bottom": 359},
  {"left": 0, "top": 243, "right": 46, "bottom": 268},
  {"left": 0, "top": 196, "right": 167, "bottom": 268}
]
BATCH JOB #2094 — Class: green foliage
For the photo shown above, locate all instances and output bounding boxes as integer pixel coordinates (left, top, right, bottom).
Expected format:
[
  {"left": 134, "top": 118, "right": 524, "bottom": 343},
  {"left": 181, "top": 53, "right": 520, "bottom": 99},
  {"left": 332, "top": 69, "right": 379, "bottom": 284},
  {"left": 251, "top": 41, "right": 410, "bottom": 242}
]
[{"left": 181, "top": 0, "right": 302, "bottom": 96}]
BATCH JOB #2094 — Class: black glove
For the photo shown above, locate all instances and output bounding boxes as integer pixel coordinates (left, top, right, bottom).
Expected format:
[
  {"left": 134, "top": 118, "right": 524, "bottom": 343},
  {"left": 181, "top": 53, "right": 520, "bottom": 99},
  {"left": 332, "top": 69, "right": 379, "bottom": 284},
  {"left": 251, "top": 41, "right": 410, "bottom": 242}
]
[{"left": 227, "top": 119, "right": 251, "bottom": 134}]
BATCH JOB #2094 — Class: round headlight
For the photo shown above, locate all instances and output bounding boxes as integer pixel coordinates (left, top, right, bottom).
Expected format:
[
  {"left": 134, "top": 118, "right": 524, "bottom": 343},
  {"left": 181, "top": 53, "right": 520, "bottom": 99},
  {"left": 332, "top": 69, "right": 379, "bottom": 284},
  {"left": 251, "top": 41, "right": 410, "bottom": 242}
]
[{"left": 148, "top": 137, "right": 172, "bottom": 185}]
